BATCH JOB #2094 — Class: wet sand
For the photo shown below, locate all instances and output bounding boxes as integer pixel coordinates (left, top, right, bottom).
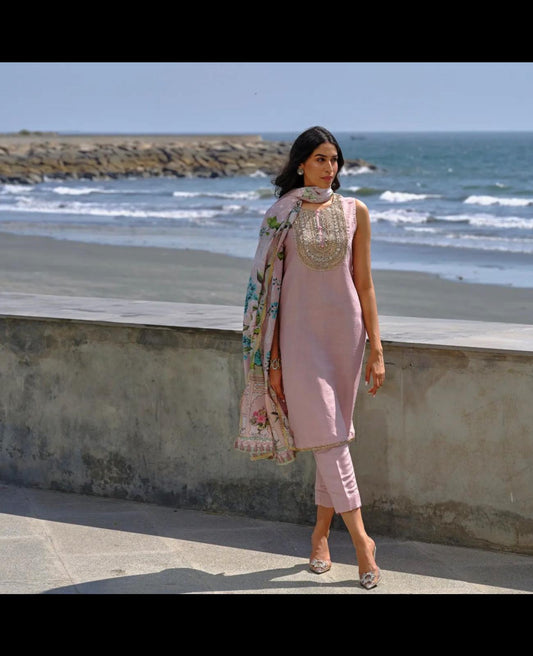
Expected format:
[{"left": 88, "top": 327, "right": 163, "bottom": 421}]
[{"left": 1, "top": 232, "right": 532, "bottom": 324}]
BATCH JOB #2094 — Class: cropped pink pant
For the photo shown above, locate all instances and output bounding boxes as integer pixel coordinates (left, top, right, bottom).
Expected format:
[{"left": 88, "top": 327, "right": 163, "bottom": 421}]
[{"left": 313, "top": 443, "right": 362, "bottom": 514}]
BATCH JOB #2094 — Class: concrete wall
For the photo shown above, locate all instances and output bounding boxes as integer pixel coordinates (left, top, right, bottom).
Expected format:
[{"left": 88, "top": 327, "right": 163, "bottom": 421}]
[{"left": 1, "top": 292, "right": 532, "bottom": 554}]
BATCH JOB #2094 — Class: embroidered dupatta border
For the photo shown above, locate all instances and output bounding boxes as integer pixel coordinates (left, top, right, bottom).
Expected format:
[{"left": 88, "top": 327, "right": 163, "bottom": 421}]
[{"left": 235, "top": 196, "right": 300, "bottom": 465}]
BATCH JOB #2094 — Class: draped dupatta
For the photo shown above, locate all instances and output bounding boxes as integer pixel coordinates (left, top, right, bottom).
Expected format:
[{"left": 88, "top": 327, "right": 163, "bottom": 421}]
[{"left": 235, "top": 186, "right": 333, "bottom": 465}]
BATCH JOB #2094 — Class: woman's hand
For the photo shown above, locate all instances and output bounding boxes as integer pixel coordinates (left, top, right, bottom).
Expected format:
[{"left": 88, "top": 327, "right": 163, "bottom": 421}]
[
  {"left": 269, "top": 367, "right": 287, "bottom": 413},
  {"left": 365, "top": 347, "right": 385, "bottom": 397}
]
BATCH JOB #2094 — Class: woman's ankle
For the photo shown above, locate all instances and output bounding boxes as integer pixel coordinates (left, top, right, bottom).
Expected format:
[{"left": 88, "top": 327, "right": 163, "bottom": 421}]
[{"left": 310, "top": 529, "right": 331, "bottom": 562}]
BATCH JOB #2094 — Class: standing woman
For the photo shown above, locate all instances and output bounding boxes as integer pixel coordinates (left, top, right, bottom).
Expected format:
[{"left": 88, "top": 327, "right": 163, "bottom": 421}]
[{"left": 236, "top": 126, "right": 385, "bottom": 589}]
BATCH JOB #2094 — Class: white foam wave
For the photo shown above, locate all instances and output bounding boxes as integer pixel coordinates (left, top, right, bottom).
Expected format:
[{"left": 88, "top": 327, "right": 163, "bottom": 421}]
[
  {"left": 464, "top": 195, "right": 533, "bottom": 207},
  {"left": 172, "top": 190, "right": 260, "bottom": 200},
  {"left": 469, "top": 215, "right": 533, "bottom": 229},
  {"left": 375, "top": 233, "right": 533, "bottom": 254},
  {"left": 373, "top": 208, "right": 429, "bottom": 224},
  {"left": 342, "top": 165, "right": 373, "bottom": 176},
  {"left": 0, "top": 197, "right": 224, "bottom": 222},
  {"left": 456, "top": 234, "right": 533, "bottom": 246},
  {"left": 53, "top": 186, "right": 105, "bottom": 195},
  {"left": 1, "top": 184, "right": 34, "bottom": 194},
  {"left": 52, "top": 185, "right": 176, "bottom": 197},
  {"left": 381, "top": 190, "right": 441, "bottom": 202},
  {"left": 404, "top": 226, "right": 439, "bottom": 233},
  {"left": 373, "top": 209, "right": 533, "bottom": 230}
]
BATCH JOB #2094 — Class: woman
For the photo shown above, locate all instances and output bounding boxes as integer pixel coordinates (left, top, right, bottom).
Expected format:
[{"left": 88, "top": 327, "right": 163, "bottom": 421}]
[{"left": 236, "top": 126, "right": 385, "bottom": 589}]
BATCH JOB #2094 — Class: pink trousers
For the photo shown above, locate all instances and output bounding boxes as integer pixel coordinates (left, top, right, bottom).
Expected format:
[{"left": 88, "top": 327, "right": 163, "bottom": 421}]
[{"left": 313, "top": 443, "right": 362, "bottom": 514}]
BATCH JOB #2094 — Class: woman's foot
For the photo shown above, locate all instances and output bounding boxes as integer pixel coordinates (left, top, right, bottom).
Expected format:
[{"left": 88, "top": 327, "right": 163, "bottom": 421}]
[
  {"left": 309, "top": 528, "right": 331, "bottom": 574},
  {"left": 357, "top": 537, "right": 381, "bottom": 589}
]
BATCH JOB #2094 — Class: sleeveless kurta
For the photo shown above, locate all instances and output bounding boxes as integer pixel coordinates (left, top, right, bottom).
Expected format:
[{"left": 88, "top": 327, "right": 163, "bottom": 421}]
[{"left": 279, "top": 194, "right": 366, "bottom": 452}]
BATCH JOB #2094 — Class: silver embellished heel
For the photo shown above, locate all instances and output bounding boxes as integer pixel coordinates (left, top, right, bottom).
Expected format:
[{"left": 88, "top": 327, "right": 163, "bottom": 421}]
[
  {"left": 309, "top": 529, "right": 331, "bottom": 574},
  {"left": 359, "top": 545, "right": 381, "bottom": 590},
  {"left": 309, "top": 558, "right": 332, "bottom": 574}
]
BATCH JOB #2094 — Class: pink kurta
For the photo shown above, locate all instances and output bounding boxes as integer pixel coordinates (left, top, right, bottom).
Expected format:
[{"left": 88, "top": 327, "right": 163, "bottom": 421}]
[{"left": 280, "top": 194, "right": 366, "bottom": 452}]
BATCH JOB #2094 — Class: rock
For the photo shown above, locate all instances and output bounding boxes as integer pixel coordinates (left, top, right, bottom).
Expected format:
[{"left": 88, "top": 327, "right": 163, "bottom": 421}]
[{"left": 0, "top": 134, "right": 376, "bottom": 185}]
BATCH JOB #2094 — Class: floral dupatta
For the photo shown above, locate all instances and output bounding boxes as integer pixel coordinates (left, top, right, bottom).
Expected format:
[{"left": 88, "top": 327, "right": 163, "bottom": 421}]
[{"left": 234, "top": 186, "right": 333, "bottom": 465}]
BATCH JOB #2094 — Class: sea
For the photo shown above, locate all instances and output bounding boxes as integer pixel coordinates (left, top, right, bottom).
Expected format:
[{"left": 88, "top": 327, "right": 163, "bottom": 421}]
[{"left": 1, "top": 131, "right": 532, "bottom": 288}]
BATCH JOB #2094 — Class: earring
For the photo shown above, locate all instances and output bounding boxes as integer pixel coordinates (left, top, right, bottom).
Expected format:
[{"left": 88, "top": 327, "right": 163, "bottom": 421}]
[{"left": 297, "top": 168, "right": 304, "bottom": 176}]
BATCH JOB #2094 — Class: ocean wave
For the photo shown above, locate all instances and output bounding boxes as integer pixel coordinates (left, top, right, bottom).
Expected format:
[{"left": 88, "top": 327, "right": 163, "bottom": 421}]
[
  {"left": 1, "top": 184, "right": 35, "bottom": 194},
  {"left": 464, "top": 195, "right": 533, "bottom": 207},
  {"left": 444, "top": 234, "right": 533, "bottom": 254},
  {"left": 462, "top": 182, "right": 510, "bottom": 191},
  {"left": 342, "top": 165, "right": 374, "bottom": 175},
  {"left": 345, "top": 185, "right": 381, "bottom": 196},
  {"left": 172, "top": 189, "right": 269, "bottom": 201},
  {"left": 374, "top": 233, "right": 533, "bottom": 254},
  {"left": 426, "top": 213, "right": 533, "bottom": 228},
  {"left": 381, "top": 190, "right": 441, "bottom": 202},
  {"left": 48, "top": 184, "right": 173, "bottom": 197},
  {"left": 46, "top": 183, "right": 276, "bottom": 200},
  {"left": 426, "top": 215, "right": 469, "bottom": 224},
  {"left": 457, "top": 233, "right": 533, "bottom": 246},
  {"left": 373, "top": 209, "right": 430, "bottom": 224},
  {"left": 469, "top": 215, "right": 533, "bottom": 229},
  {"left": 404, "top": 226, "right": 440, "bottom": 233},
  {"left": 256, "top": 187, "right": 276, "bottom": 199},
  {"left": 373, "top": 208, "right": 533, "bottom": 230},
  {"left": 0, "top": 197, "right": 228, "bottom": 222},
  {"left": 52, "top": 186, "right": 107, "bottom": 195}
]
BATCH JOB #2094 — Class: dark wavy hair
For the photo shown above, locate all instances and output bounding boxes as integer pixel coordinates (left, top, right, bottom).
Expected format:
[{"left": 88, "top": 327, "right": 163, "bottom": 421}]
[{"left": 273, "top": 126, "right": 344, "bottom": 198}]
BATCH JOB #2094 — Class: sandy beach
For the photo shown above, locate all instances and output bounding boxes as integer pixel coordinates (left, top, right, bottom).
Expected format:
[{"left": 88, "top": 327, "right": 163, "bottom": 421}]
[{"left": 0, "top": 232, "right": 532, "bottom": 325}]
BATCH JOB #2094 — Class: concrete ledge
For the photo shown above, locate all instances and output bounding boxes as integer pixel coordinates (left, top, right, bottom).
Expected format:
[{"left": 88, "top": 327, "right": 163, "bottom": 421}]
[
  {"left": 0, "top": 292, "right": 243, "bottom": 332},
  {"left": 1, "top": 291, "right": 532, "bottom": 353},
  {"left": 1, "top": 292, "right": 532, "bottom": 554}
]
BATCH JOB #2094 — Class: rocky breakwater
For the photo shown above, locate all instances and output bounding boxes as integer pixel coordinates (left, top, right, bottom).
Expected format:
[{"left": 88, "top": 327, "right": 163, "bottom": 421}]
[{"left": 0, "top": 133, "right": 376, "bottom": 184}]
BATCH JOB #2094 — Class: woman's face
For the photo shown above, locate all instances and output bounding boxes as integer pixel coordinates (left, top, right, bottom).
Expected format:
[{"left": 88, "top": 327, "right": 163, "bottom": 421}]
[{"left": 300, "top": 141, "right": 339, "bottom": 188}]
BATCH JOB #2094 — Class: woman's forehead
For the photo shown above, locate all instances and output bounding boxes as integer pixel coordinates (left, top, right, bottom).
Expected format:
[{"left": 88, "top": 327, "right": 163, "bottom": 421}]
[{"left": 310, "top": 142, "right": 338, "bottom": 157}]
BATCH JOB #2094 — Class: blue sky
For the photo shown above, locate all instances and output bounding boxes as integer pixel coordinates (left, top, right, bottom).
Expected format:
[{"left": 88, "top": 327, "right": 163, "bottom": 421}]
[{"left": 1, "top": 62, "right": 532, "bottom": 134}]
